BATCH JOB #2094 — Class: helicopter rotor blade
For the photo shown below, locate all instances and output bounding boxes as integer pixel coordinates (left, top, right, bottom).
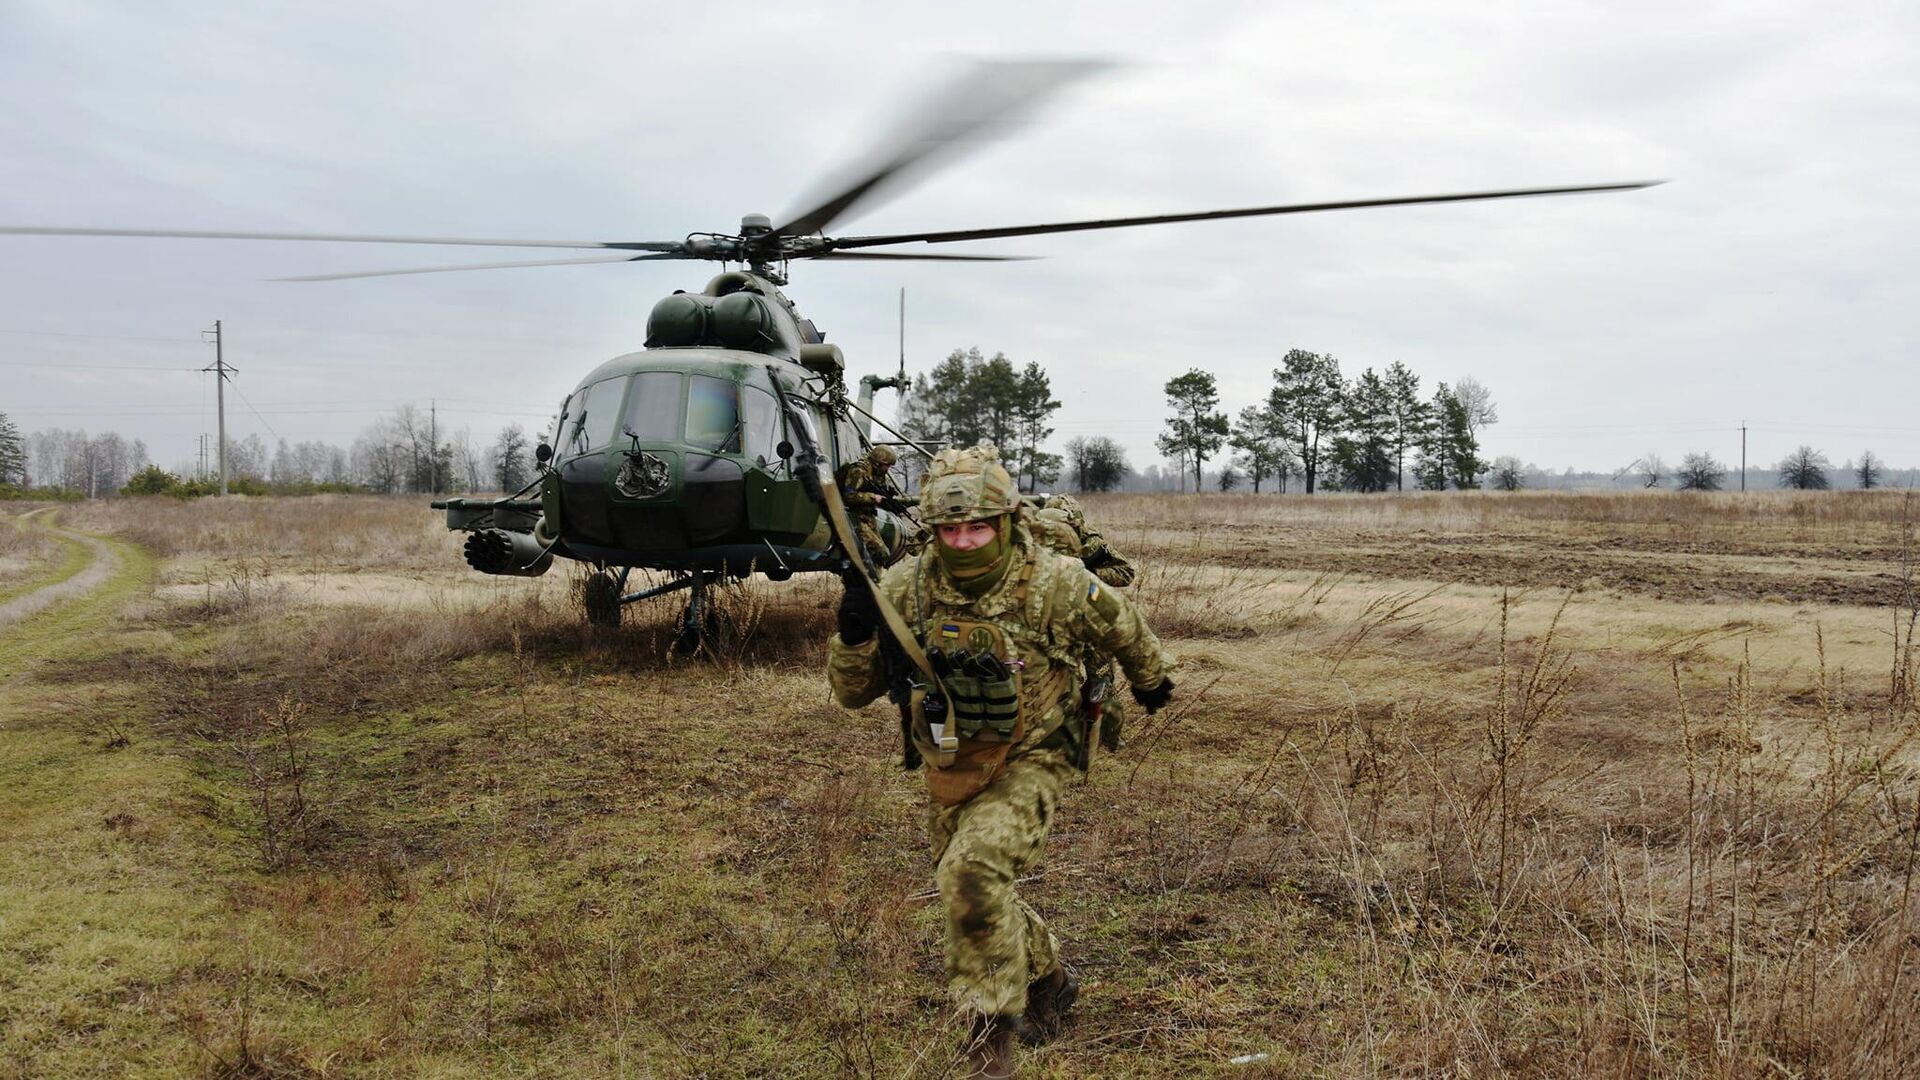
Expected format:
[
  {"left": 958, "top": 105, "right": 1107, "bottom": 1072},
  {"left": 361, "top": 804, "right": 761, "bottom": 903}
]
[
  {"left": 768, "top": 59, "right": 1109, "bottom": 241},
  {"left": 807, "top": 251, "right": 1034, "bottom": 262},
  {"left": 824, "top": 181, "right": 1665, "bottom": 249},
  {"left": 0, "top": 224, "right": 686, "bottom": 251},
  {"left": 271, "top": 252, "right": 693, "bottom": 282}
]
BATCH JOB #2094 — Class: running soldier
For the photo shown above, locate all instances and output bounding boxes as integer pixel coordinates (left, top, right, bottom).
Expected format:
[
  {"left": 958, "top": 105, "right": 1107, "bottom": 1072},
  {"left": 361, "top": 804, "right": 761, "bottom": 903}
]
[{"left": 828, "top": 445, "right": 1175, "bottom": 1078}]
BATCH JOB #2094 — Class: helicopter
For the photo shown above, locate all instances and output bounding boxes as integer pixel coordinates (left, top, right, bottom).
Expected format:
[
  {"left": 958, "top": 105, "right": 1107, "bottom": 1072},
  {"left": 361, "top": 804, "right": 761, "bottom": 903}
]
[{"left": 0, "top": 61, "right": 1658, "bottom": 650}]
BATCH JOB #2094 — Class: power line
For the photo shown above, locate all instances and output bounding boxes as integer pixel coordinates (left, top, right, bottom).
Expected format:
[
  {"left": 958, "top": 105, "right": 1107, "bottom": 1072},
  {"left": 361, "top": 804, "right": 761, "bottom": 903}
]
[
  {"left": 227, "top": 380, "right": 283, "bottom": 444},
  {"left": 0, "top": 328, "right": 205, "bottom": 345},
  {"left": 0, "top": 360, "right": 200, "bottom": 371}
]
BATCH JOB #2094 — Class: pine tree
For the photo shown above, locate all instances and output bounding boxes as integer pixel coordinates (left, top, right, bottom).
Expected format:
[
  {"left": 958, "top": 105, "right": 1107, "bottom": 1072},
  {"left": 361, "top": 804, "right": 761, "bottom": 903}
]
[
  {"left": 1268, "top": 349, "right": 1345, "bottom": 494},
  {"left": 1438, "top": 388, "right": 1484, "bottom": 489},
  {"left": 0, "top": 410, "right": 28, "bottom": 486},
  {"left": 1383, "top": 361, "right": 1431, "bottom": 491},
  {"left": 1229, "top": 405, "right": 1289, "bottom": 493},
  {"left": 1010, "top": 361, "right": 1062, "bottom": 492},
  {"left": 1156, "top": 369, "right": 1228, "bottom": 493},
  {"left": 1327, "top": 368, "right": 1396, "bottom": 492},
  {"left": 1414, "top": 383, "right": 1482, "bottom": 489}
]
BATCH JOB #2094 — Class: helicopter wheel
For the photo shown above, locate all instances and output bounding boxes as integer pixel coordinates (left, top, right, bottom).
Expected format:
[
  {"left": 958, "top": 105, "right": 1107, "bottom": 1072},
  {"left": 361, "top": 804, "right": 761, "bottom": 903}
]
[
  {"left": 583, "top": 569, "right": 625, "bottom": 628},
  {"left": 672, "top": 574, "right": 730, "bottom": 655}
]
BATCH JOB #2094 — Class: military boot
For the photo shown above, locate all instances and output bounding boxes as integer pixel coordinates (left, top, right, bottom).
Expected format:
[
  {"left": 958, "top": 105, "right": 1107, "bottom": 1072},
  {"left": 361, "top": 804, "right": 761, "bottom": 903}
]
[
  {"left": 962, "top": 1012, "right": 1020, "bottom": 1079},
  {"left": 1020, "top": 966, "right": 1080, "bottom": 1045}
]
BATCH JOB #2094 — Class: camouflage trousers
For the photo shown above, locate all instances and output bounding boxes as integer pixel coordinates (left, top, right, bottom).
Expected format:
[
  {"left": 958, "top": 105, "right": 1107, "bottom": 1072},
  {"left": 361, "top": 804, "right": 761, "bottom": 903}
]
[
  {"left": 927, "top": 747, "right": 1076, "bottom": 1016},
  {"left": 854, "top": 515, "right": 890, "bottom": 568}
]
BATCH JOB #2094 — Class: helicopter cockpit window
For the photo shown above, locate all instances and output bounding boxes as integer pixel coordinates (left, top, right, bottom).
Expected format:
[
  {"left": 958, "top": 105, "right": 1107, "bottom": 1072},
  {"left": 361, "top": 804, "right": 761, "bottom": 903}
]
[
  {"left": 620, "top": 371, "right": 682, "bottom": 445},
  {"left": 741, "top": 384, "right": 781, "bottom": 467},
  {"left": 563, "top": 376, "right": 628, "bottom": 456},
  {"left": 685, "top": 375, "right": 740, "bottom": 453}
]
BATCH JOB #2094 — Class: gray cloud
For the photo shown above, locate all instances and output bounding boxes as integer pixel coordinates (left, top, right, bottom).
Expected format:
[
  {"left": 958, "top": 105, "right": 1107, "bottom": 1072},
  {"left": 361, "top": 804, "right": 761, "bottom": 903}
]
[{"left": 2, "top": 0, "right": 1914, "bottom": 479}]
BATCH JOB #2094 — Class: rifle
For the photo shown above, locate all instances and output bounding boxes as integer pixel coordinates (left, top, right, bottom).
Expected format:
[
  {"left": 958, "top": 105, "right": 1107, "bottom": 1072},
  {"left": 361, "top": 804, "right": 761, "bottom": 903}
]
[{"left": 768, "top": 368, "right": 953, "bottom": 770}]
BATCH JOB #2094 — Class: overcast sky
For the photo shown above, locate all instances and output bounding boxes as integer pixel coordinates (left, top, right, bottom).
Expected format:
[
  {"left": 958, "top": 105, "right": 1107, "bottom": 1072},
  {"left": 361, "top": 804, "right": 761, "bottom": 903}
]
[{"left": 2, "top": 0, "right": 1915, "bottom": 479}]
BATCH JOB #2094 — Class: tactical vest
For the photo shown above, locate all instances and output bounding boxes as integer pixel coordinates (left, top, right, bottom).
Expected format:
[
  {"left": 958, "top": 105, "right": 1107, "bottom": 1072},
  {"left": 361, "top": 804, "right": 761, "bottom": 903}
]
[{"left": 908, "top": 545, "right": 1080, "bottom": 805}]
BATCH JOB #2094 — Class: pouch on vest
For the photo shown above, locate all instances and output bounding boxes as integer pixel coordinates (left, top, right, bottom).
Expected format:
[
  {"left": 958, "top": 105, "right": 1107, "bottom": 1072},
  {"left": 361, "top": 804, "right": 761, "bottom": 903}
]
[{"left": 926, "top": 621, "right": 1021, "bottom": 741}]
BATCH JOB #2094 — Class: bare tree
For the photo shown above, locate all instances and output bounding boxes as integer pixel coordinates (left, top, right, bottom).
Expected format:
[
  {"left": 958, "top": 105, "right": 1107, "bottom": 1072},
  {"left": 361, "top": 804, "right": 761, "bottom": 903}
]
[
  {"left": 1455, "top": 376, "right": 1499, "bottom": 436},
  {"left": 1492, "top": 456, "right": 1525, "bottom": 491},
  {"left": 1857, "top": 450, "right": 1884, "bottom": 490},
  {"left": 1777, "top": 445, "right": 1831, "bottom": 490},
  {"left": 1064, "top": 436, "right": 1128, "bottom": 493},
  {"left": 1638, "top": 453, "right": 1666, "bottom": 489},
  {"left": 1676, "top": 452, "right": 1727, "bottom": 491},
  {"left": 492, "top": 424, "right": 532, "bottom": 493}
]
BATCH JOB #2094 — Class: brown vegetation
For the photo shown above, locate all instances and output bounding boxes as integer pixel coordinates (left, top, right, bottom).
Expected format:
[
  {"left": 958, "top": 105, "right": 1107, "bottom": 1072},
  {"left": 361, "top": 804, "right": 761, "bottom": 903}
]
[{"left": 7, "top": 491, "right": 1920, "bottom": 1076}]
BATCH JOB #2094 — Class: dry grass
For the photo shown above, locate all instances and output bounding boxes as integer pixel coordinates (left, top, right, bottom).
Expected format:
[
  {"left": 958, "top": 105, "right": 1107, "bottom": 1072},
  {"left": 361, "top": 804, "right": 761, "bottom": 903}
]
[
  {"left": 0, "top": 507, "right": 65, "bottom": 592},
  {"left": 8, "top": 491, "right": 1920, "bottom": 1076}
]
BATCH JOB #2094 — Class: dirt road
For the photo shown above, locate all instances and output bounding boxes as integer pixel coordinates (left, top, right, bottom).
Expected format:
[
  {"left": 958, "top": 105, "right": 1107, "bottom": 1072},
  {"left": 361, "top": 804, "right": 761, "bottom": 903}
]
[{"left": 0, "top": 509, "right": 122, "bottom": 631}]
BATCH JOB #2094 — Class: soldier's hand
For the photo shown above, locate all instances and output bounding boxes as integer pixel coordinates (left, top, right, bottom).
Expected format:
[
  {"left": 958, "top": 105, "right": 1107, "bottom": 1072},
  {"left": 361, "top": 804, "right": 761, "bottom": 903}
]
[
  {"left": 1130, "top": 677, "right": 1175, "bottom": 715},
  {"left": 836, "top": 572, "right": 880, "bottom": 646},
  {"left": 1082, "top": 545, "right": 1116, "bottom": 570}
]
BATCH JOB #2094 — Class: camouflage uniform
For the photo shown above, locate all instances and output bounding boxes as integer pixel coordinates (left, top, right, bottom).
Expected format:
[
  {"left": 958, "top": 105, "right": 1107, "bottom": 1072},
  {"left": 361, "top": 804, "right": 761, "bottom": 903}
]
[
  {"left": 836, "top": 444, "right": 904, "bottom": 566},
  {"left": 828, "top": 446, "right": 1172, "bottom": 1020},
  {"left": 1030, "top": 495, "right": 1139, "bottom": 750},
  {"left": 1041, "top": 495, "right": 1135, "bottom": 588}
]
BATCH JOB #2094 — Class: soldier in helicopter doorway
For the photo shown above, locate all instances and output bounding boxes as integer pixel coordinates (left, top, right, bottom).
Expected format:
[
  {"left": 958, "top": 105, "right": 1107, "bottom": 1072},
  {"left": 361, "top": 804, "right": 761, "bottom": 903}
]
[
  {"left": 828, "top": 444, "right": 1175, "bottom": 1079},
  {"left": 836, "top": 443, "right": 910, "bottom": 565}
]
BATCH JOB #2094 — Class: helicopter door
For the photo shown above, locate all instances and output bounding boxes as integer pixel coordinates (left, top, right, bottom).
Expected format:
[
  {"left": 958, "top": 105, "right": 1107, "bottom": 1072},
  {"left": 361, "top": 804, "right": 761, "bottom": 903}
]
[{"left": 740, "top": 380, "right": 815, "bottom": 539}]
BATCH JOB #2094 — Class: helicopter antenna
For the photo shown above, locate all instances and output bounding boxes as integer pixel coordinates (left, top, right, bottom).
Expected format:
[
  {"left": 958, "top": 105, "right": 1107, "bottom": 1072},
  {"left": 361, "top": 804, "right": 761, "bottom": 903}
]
[{"left": 897, "top": 287, "right": 908, "bottom": 414}]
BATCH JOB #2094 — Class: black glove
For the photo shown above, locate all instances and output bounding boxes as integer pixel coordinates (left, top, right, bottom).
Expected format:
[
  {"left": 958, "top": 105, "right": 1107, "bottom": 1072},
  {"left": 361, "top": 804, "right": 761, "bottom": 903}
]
[
  {"left": 1082, "top": 546, "right": 1116, "bottom": 570},
  {"left": 1130, "top": 677, "right": 1175, "bottom": 715},
  {"left": 836, "top": 576, "right": 880, "bottom": 645}
]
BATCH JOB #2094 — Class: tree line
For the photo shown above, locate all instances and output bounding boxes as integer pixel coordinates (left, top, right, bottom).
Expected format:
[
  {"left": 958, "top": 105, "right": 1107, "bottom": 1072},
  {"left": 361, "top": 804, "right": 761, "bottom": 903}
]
[
  {"left": 0, "top": 405, "right": 537, "bottom": 499},
  {"left": 900, "top": 348, "right": 1065, "bottom": 491},
  {"left": 1156, "top": 350, "right": 1497, "bottom": 494},
  {"left": 1629, "top": 446, "right": 1895, "bottom": 492}
]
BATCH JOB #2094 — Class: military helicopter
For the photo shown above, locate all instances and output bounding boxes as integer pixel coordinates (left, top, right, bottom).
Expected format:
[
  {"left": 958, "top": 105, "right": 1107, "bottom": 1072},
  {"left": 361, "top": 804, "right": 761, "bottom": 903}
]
[{"left": 0, "top": 61, "right": 1657, "bottom": 650}]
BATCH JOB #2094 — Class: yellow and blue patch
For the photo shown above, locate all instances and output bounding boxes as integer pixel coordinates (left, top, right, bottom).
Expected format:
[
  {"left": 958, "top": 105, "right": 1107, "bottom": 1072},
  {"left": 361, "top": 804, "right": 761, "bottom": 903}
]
[{"left": 939, "top": 623, "right": 961, "bottom": 641}]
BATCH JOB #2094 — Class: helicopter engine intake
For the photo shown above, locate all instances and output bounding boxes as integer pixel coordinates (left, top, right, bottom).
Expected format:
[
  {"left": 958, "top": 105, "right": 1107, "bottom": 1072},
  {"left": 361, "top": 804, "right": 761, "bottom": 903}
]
[{"left": 463, "top": 528, "right": 554, "bottom": 577}]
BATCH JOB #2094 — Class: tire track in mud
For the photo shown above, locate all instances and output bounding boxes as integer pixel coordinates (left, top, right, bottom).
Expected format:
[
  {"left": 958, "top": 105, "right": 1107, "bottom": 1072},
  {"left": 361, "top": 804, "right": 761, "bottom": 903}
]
[{"left": 0, "top": 509, "right": 123, "bottom": 631}]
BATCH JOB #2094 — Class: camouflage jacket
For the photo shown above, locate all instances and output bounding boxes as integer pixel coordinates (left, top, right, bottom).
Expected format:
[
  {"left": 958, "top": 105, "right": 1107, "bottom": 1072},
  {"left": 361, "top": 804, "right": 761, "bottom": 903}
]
[
  {"left": 1031, "top": 507, "right": 1137, "bottom": 588},
  {"left": 828, "top": 526, "right": 1170, "bottom": 758},
  {"left": 836, "top": 459, "right": 901, "bottom": 511}
]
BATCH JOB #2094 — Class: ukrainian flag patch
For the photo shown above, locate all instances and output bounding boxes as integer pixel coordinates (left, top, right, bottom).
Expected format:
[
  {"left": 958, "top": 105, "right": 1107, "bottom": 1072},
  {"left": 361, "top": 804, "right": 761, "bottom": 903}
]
[
  {"left": 1088, "top": 580, "right": 1100, "bottom": 602},
  {"left": 940, "top": 623, "right": 960, "bottom": 640}
]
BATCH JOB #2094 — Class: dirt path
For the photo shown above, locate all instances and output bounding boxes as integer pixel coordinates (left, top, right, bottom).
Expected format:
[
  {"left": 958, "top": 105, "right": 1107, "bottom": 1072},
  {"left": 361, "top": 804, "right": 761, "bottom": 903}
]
[{"left": 0, "top": 509, "right": 123, "bottom": 631}]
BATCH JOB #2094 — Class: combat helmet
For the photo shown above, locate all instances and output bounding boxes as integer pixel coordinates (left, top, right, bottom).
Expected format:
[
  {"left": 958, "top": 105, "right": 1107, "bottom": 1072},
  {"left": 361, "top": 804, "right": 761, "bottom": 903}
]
[
  {"left": 1042, "top": 493, "right": 1086, "bottom": 532},
  {"left": 867, "top": 444, "right": 898, "bottom": 470},
  {"left": 919, "top": 443, "right": 1020, "bottom": 524}
]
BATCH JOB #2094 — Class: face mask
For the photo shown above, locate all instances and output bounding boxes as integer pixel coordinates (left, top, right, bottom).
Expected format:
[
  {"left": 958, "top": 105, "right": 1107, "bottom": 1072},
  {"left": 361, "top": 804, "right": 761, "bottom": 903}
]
[{"left": 935, "top": 517, "right": 1012, "bottom": 591}]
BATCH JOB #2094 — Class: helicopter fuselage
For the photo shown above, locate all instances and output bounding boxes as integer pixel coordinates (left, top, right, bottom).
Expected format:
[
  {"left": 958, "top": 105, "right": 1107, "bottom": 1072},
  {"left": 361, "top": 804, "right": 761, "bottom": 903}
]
[{"left": 435, "top": 272, "right": 908, "bottom": 582}]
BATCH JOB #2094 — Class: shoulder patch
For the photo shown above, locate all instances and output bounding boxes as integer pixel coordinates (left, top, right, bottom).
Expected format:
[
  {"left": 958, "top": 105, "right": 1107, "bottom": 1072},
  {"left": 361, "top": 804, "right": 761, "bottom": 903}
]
[{"left": 1088, "top": 579, "right": 1100, "bottom": 602}]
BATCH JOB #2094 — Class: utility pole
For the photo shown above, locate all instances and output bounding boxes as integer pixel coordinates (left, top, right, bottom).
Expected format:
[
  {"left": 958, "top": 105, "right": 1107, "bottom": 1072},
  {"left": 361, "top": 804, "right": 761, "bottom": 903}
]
[
  {"left": 1740, "top": 423, "right": 1747, "bottom": 492},
  {"left": 201, "top": 320, "right": 234, "bottom": 496},
  {"left": 430, "top": 399, "right": 439, "bottom": 495}
]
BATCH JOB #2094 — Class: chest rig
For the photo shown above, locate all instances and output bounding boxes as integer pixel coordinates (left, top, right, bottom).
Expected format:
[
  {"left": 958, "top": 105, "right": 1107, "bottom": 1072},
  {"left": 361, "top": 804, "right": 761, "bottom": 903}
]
[{"left": 906, "top": 547, "right": 1079, "bottom": 799}]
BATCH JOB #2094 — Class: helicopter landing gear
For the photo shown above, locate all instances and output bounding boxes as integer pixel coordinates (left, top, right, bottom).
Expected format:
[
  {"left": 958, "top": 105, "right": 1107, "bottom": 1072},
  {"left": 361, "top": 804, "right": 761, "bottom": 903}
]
[
  {"left": 673, "top": 574, "right": 723, "bottom": 655},
  {"left": 583, "top": 567, "right": 630, "bottom": 627}
]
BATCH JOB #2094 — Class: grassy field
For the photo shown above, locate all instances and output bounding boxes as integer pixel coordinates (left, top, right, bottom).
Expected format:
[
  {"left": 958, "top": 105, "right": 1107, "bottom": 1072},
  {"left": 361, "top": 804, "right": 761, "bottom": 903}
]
[
  {"left": 0, "top": 507, "right": 79, "bottom": 602},
  {"left": 4, "top": 490, "right": 1919, "bottom": 1077}
]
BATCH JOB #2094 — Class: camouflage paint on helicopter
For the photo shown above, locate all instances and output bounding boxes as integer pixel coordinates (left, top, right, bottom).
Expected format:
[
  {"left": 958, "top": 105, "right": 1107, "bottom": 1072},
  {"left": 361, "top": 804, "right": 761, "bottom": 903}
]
[{"left": 437, "top": 270, "right": 910, "bottom": 592}]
